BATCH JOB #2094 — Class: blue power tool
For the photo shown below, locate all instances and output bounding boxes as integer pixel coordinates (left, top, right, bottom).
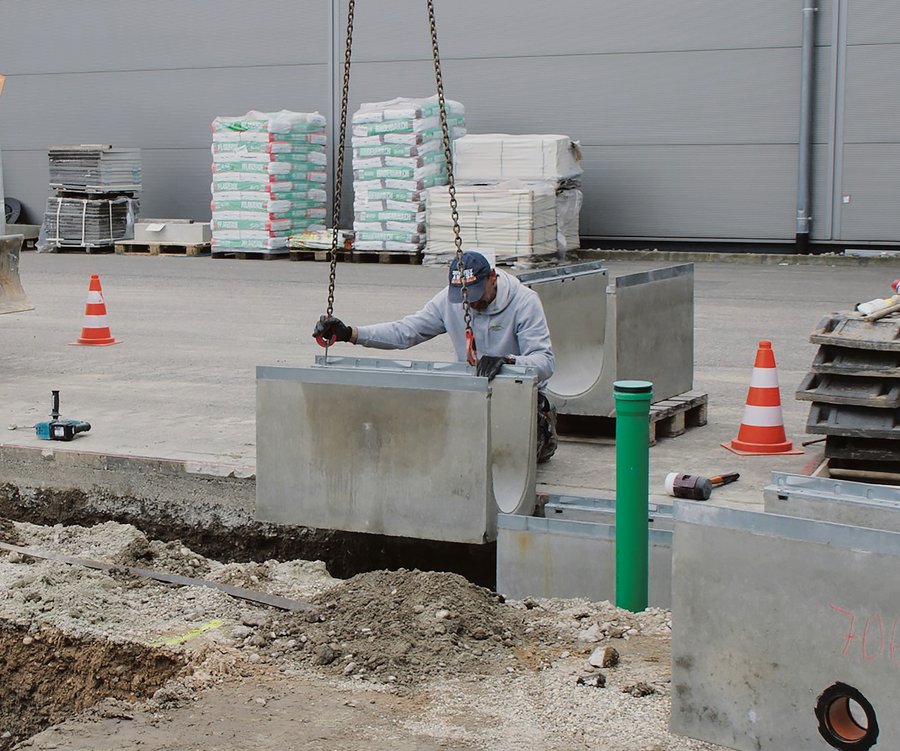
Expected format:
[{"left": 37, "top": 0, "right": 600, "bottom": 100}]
[{"left": 35, "top": 390, "right": 91, "bottom": 441}]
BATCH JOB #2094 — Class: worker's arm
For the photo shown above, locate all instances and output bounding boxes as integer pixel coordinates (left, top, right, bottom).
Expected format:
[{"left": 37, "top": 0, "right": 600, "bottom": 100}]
[
  {"left": 509, "top": 291, "right": 554, "bottom": 384},
  {"left": 354, "top": 291, "right": 448, "bottom": 350}
]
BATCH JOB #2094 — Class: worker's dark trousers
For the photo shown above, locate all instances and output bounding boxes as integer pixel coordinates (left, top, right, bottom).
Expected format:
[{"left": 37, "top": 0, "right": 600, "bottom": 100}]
[{"left": 536, "top": 392, "right": 558, "bottom": 463}]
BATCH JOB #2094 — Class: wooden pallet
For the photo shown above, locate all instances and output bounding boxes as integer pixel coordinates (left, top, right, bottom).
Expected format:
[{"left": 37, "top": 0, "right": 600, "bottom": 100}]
[
  {"left": 54, "top": 244, "right": 115, "bottom": 254},
  {"left": 349, "top": 250, "right": 422, "bottom": 265},
  {"left": 211, "top": 250, "right": 288, "bottom": 260},
  {"left": 813, "top": 457, "right": 900, "bottom": 486},
  {"left": 115, "top": 242, "right": 210, "bottom": 256},
  {"left": 557, "top": 391, "right": 708, "bottom": 446},
  {"left": 289, "top": 248, "right": 346, "bottom": 263}
]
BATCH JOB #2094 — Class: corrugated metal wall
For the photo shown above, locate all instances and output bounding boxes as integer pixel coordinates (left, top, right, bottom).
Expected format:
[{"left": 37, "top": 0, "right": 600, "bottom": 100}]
[{"left": 0, "top": 0, "right": 896, "bottom": 244}]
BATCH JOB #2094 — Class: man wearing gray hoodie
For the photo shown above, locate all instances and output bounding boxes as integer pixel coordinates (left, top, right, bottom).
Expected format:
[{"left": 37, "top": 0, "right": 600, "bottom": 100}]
[{"left": 313, "top": 251, "right": 558, "bottom": 462}]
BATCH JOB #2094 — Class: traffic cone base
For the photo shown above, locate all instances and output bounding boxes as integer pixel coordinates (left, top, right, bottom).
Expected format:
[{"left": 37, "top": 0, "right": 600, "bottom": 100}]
[
  {"left": 722, "top": 339, "right": 801, "bottom": 456},
  {"left": 721, "top": 439, "right": 803, "bottom": 456},
  {"left": 70, "top": 274, "right": 120, "bottom": 346}
]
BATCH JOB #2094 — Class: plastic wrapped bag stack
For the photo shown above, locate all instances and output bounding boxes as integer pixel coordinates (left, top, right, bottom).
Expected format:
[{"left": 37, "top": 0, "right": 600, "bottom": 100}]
[
  {"left": 446, "top": 133, "right": 584, "bottom": 259},
  {"left": 210, "top": 111, "right": 328, "bottom": 255},
  {"left": 352, "top": 96, "right": 465, "bottom": 254}
]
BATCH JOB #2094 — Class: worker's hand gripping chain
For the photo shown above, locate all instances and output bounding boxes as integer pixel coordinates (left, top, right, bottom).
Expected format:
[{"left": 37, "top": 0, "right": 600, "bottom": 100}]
[
  {"left": 318, "top": 0, "right": 356, "bottom": 358},
  {"left": 428, "top": 0, "right": 476, "bottom": 365}
]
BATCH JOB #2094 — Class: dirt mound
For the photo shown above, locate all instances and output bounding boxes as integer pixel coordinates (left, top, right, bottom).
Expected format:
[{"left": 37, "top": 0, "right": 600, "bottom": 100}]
[
  {"left": 0, "top": 517, "right": 20, "bottom": 546},
  {"left": 0, "top": 621, "right": 183, "bottom": 751},
  {"left": 265, "top": 569, "right": 531, "bottom": 686},
  {"left": 114, "top": 536, "right": 212, "bottom": 578}
]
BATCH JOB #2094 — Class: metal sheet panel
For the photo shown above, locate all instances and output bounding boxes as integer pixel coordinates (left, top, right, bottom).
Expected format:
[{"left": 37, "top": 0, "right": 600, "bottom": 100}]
[
  {"left": 671, "top": 502, "right": 900, "bottom": 751},
  {"left": 763, "top": 471, "right": 900, "bottom": 530},
  {"left": 843, "top": 44, "right": 900, "bottom": 143},
  {"left": 2, "top": 1, "right": 329, "bottom": 74},
  {"left": 346, "top": 0, "right": 828, "bottom": 59},
  {"left": 496, "top": 512, "right": 673, "bottom": 607},
  {"left": 346, "top": 50, "right": 801, "bottom": 146},
  {"left": 845, "top": 0, "right": 899, "bottom": 45},
  {"left": 838, "top": 144, "right": 900, "bottom": 241},
  {"left": 0, "top": 66, "right": 330, "bottom": 152}
]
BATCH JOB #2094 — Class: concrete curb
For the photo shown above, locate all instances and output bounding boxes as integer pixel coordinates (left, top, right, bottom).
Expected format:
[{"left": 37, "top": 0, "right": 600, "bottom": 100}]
[{"left": 575, "top": 249, "right": 900, "bottom": 266}]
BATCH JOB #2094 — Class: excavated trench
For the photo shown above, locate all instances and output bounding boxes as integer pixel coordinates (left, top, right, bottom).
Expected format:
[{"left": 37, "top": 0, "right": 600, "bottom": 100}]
[
  {"left": 0, "top": 479, "right": 492, "bottom": 746},
  {"left": 0, "top": 621, "right": 183, "bottom": 750},
  {"left": 0, "top": 483, "right": 496, "bottom": 588}
]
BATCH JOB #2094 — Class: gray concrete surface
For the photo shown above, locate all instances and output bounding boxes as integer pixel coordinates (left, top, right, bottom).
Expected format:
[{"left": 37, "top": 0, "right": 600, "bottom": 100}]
[
  {"left": 1, "top": 250, "right": 898, "bottom": 511},
  {"left": 671, "top": 501, "right": 900, "bottom": 750}
]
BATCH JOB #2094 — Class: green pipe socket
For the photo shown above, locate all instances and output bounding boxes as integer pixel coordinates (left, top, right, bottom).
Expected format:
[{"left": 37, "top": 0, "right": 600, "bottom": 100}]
[{"left": 613, "top": 380, "right": 653, "bottom": 613}]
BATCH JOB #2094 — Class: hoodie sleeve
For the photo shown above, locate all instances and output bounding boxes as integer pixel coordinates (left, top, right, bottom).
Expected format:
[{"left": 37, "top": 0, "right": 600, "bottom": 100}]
[
  {"left": 354, "top": 290, "right": 448, "bottom": 350},
  {"left": 512, "top": 288, "right": 555, "bottom": 384}
]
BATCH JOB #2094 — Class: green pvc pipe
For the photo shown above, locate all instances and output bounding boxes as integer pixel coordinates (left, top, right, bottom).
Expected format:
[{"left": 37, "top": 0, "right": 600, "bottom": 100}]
[{"left": 614, "top": 379, "right": 653, "bottom": 612}]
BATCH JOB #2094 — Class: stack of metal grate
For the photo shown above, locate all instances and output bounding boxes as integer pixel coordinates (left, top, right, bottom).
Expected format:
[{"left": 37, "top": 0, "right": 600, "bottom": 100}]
[
  {"left": 48, "top": 146, "right": 142, "bottom": 192},
  {"left": 39, "top": 144, "right": 140, "bottom": 250},
  {"left": 797, "top": 308, "right": 900, "bottom": 483},
  {"left": 43, "top": 197, "right": 134, "bottom": 246}
]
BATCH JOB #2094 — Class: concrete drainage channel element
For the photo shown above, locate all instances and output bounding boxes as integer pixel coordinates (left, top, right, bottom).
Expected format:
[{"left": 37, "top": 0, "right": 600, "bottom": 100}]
[
  {"left": 518, "top": 262, "right": 694, "bottom": 418},
  {"left": 256, "top": 357, "right": 538, "bottom": 544},
  {"left": 0, "top": 621, "right": 183, "bottom": 751},
  {"left": 670, "top": 501, "right": 900, "bottom": 751}
]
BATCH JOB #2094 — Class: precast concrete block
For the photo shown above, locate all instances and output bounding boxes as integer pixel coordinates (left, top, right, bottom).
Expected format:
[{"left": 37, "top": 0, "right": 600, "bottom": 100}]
[
  {"left": 671, "top": 501, "right": 900, "bottom": 751},
  {"left": 256, "top": 357, "right": 537, "bottom": 544},
  {"left": 764, "top": 471, "right": 900, "bottom": 531},
  {"left": 496, "top": 499, "right": 673, "bottom": 606},
  {"left": 519, "top": 262, "right": 694, "bottom": 417}
]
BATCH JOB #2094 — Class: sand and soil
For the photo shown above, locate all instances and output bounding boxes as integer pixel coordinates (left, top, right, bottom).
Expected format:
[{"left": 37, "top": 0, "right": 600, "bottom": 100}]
[{"left": 0, "top": 516, "right": 726, "bottom": 751}]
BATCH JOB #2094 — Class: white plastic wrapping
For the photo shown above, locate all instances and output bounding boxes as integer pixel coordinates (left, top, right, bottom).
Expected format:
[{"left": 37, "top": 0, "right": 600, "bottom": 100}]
[
  {"left": 351, "top": 96, "right": 465, "bottom": 252},
  {"left": 424, "top": 181, "right": 558, "bottom": 266},
  {"left": 210, "top": 111, "right": 328, "bottom": 253},
  {"left": 453, "top": 134, "right": 583, "bottom": 183}
]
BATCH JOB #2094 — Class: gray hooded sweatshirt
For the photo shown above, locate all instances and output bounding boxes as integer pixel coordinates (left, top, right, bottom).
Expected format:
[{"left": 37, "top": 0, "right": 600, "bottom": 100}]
[{"left": 355, "top": 269, "right": 554, "bottom": 387}]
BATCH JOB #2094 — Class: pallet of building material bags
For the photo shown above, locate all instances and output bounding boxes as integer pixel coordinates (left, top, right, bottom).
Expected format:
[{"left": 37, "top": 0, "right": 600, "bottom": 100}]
[
  {"left": 423, "top": 182, "right": 558, "bottom": 267},
  {"left": 288, "top": 229, "right": 354, "bottom": 262}
]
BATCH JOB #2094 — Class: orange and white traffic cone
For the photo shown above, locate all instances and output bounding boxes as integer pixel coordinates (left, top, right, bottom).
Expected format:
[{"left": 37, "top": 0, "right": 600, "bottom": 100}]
[
  {"left": 70, "top": 274, "right": 120, "bottom": 346},
  {"left": 722, "top": 340, "right": 802, "bottom": 456}
]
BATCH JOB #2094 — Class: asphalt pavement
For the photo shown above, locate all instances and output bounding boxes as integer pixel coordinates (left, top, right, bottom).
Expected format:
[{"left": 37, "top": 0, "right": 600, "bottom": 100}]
[{"left": 2, "top": 249, "right": 897, "bottom": 509}]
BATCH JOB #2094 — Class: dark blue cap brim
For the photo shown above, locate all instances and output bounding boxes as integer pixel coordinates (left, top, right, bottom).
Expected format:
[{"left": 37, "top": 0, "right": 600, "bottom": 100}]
[{"left": 448, "top": 279, "right": 486, "bottom": 304}]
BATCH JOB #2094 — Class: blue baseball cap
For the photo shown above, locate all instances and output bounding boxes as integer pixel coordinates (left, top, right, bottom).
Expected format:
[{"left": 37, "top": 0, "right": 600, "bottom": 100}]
[{"left": 448, "top": 251, "right": 492, "bottom": 303}]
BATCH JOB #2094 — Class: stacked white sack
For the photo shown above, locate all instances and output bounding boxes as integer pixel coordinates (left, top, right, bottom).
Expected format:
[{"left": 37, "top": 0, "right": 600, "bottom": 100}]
[
  {"left": 424, "top": 182, "right": 558, "bottom": 266},
  {"left": 451, "top": 133, "right": 583, "bottom": 252},
  {"left": 352, "top": 96, "right": 465, "bottom": 252},
  {"left": 211, "top": 110, "right": 328, "bottom": 253}
]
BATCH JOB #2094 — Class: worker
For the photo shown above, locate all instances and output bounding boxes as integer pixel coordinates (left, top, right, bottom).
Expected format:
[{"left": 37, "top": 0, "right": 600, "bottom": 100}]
[{"left": 312, "top": 250, "right": 558, "bottom": 462}]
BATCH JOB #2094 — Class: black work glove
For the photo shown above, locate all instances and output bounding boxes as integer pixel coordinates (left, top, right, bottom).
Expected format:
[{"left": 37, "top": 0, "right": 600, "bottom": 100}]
[
  {"left": 476, "top": 354, "right": 511, "bottom": 381},
  {"left": 313, "top": 315, "right": 352, "bottom": 343}
]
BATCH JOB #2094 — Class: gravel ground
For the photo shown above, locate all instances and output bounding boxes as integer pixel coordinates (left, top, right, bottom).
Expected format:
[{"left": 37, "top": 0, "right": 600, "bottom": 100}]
[{"left": 1, "top": 518, "right": 727, "bottom": 750}]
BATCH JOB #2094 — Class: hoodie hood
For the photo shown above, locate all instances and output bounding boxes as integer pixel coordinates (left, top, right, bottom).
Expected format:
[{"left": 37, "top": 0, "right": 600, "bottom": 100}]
[{"left": 477, "top": 269, "right": 519, "bottom": 316}]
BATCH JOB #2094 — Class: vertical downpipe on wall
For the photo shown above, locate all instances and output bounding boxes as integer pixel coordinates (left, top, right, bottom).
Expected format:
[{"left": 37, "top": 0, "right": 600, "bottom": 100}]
[{"left": 795, "top": 0, "right": 817, "bottom": 254}]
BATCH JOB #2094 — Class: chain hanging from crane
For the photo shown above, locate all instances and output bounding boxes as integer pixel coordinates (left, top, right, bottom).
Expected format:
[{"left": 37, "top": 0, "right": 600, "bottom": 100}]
[{"left": 321, "top": 0, "right": 476, "bottom": 363}]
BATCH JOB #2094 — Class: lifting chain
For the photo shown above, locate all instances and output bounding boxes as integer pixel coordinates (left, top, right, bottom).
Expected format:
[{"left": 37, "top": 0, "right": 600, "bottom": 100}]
[
  {"left": 322, "top": 0, "right": 476, "bottom": 363},
  {"left": 325, "top": 0, "right": 356, "bottom": 323},
  {"left": 427, "top": 0, "right": 476, "bottom": 363}
]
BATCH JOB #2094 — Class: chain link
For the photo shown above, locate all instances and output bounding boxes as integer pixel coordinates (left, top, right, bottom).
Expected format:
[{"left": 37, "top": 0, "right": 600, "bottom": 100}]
[
  {"left": 428, "top": 0, "right": 473, "bottom": 338},
  {"left": 325, "top": 0, "right": 355, "bottom": 320}
]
